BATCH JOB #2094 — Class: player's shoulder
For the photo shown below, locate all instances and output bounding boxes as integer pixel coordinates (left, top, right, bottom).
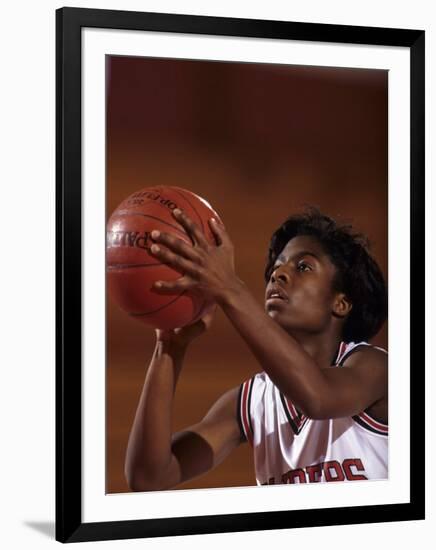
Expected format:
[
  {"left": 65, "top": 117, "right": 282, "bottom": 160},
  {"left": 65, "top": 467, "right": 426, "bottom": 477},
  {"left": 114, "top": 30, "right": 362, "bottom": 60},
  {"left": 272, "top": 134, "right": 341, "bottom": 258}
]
[
  {"left": 238, "top": 371, "right": 274, "bottom": 411},
  {"left": 240, "top": 370, "right": 270, "bottom": 388},
  {"left": 341, "top": 342, "right": 387, "bottom": 370}
]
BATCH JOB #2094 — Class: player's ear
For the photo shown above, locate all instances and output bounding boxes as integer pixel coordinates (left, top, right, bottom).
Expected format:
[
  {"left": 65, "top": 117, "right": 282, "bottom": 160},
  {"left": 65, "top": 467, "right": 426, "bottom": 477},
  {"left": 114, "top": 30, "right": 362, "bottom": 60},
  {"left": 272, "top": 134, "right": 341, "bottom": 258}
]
[{"left": 332, "top": 293, "right": 352, "bottom": 319}]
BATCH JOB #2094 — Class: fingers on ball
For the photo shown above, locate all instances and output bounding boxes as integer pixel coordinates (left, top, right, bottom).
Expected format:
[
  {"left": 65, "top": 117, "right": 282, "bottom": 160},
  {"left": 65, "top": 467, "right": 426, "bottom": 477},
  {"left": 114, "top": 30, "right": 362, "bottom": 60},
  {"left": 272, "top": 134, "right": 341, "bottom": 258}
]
[
  {"left": 151, "top": 231, "right": 201, "bottom": 262},
  {"left": 173, "top": 209, "right": 209, "bottom": 247}
]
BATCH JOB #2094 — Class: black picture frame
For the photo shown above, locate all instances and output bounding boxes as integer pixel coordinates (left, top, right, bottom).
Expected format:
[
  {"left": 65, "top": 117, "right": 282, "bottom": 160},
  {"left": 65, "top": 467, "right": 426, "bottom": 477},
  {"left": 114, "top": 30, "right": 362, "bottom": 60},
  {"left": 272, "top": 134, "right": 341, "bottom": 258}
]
[{"left": 56, "top": 7, "right": 425, "bottom": 543}]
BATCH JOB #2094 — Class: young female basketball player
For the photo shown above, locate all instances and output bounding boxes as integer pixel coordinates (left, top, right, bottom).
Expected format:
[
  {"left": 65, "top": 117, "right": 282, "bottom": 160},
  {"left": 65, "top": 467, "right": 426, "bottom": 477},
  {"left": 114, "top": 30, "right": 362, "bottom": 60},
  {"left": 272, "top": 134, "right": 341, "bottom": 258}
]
[{"left": 124, "top": 208, "right": 388, "bottom": 490}]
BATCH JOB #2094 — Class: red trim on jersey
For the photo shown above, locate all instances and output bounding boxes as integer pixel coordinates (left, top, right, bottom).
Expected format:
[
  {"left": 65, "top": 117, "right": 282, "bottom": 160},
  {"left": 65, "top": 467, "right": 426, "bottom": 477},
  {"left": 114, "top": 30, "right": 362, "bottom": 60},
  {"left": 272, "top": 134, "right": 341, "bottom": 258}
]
[
  {"left": 359, "top": 411, "right": 389, "bottom": 433},
  {"left": 336, "top": 342, "right": 388, "bottom": 435},
  {"left": 284, "top": 397, "right": 308, "bottom": 432},
  {"left": 287, "top": 400, "right": 298, "bottom": 421},
  {"left": 285, "top": 399, "right": 303, "bottom": 428},
  {"left": 352, "top": 410, "right": 388, "bottom": 436},
  {"left": 241, "top": 379, "right": 254, "bottom": 446},
  {"left": 337, "top": 341, "right": 347, "bottom": 363}
]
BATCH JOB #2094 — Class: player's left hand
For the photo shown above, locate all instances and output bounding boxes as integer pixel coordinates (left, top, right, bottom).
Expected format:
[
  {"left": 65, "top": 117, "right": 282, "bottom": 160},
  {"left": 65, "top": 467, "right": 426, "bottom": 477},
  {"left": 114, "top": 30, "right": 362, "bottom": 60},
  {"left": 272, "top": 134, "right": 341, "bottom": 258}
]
[{"left": 149, "top": 208, "right": 242, "bottom": 303}]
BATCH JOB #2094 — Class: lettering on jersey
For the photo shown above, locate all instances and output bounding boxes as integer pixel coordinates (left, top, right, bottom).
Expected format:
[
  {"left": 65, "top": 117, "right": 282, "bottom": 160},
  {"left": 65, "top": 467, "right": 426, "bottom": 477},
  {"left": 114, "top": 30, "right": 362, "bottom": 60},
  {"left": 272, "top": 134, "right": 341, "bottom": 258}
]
[
  {"left": 323, "top": 460, "right": 345, "bottom": 482},
  {"left": 262, "top": 458, "right": 369, "bottom": 485},
  {"left": 342, "top": 458, "right": 368, "bottom": 480},
  {"left": 107, "top": 230, "right": 152, "bottom": 251},
  {"left": 282, "top": 468, "right": 306, "bottom": 484},
  {"left": 306, "top": 463, "right": 322, "bottom": 483}
]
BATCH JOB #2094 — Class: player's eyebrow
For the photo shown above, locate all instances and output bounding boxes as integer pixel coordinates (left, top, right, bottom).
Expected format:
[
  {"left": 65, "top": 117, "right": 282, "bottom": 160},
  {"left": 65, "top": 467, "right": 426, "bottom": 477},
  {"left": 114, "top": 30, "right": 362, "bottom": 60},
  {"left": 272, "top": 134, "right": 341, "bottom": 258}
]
[{"left": 276, "top": 251, "right": 321, "bottom": 265}]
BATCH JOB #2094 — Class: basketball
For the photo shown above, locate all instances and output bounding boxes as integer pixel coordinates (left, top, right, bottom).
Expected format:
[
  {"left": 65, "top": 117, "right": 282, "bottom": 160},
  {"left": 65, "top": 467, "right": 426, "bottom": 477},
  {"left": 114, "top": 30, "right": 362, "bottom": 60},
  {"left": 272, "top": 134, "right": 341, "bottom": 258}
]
[{"left": 106, "top": 186, "right": 221, "bottom": 330}]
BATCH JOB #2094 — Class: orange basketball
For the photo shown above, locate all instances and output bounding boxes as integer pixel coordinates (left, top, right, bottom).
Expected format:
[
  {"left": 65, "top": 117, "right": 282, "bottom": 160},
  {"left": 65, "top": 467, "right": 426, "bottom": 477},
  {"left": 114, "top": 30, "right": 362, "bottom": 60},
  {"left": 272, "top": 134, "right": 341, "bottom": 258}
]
[{"left": 106, "top": 186, "right": 221, "bottom": 330}]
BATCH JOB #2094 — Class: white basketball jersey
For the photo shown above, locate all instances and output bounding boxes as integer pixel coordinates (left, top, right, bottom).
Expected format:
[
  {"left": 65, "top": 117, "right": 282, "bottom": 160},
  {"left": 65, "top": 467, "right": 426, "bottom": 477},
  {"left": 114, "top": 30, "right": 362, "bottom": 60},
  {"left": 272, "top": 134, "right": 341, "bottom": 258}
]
[{"left": 237, "top": 341, "right": 388, "bottom": 485}]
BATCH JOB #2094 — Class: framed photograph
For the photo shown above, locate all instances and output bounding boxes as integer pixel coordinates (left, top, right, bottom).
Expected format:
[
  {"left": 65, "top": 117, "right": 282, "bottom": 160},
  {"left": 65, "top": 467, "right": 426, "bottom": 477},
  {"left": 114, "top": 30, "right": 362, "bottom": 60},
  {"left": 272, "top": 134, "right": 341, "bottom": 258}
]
[{"left": 56, "top": 7, "right": 425, "bottom": 543}]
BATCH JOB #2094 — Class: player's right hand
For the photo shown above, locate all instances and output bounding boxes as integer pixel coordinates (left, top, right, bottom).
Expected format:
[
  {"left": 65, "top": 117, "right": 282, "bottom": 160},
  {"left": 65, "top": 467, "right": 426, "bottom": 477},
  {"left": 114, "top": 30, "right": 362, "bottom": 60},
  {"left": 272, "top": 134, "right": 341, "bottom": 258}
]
[{"left": 155, "top": 304, "right": 217, "bottom": 348}]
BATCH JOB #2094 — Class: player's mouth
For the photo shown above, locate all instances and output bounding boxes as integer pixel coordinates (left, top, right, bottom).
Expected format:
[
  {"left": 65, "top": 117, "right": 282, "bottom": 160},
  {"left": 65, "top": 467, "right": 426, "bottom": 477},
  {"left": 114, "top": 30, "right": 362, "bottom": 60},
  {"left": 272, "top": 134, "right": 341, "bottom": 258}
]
[{"left": 266, "top": 286, "right": 289, "bottom": 304}]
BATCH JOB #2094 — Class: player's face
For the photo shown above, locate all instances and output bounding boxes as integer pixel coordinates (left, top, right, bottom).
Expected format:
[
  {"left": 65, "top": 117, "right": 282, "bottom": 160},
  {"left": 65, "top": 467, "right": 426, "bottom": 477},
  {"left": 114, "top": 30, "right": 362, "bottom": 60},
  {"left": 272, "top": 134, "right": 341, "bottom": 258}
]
[{"left": 265, "top": 235, "right": 342, "bottom": 334}]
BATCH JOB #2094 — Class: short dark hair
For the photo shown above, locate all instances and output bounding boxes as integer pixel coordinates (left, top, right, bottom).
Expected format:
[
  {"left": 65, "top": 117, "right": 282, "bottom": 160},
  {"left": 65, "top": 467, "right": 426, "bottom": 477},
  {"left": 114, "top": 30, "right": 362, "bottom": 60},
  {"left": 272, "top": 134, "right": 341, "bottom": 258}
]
[{"left": 264, "top": 208, "right": 387, "bottom": 342}]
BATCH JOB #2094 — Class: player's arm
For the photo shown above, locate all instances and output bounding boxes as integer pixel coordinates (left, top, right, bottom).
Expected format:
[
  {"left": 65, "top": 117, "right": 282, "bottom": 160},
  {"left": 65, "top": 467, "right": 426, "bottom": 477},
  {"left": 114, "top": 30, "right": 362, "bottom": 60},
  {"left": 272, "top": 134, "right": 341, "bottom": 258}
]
[
  {"left": 218, "top": 282, "right": 387, "bottom": 419},
  {"left": 124, "top": 328, "right": 244, "bottom": 492},
  {"left": 164, "top": 386, "right": 244, "bottom": 490}
]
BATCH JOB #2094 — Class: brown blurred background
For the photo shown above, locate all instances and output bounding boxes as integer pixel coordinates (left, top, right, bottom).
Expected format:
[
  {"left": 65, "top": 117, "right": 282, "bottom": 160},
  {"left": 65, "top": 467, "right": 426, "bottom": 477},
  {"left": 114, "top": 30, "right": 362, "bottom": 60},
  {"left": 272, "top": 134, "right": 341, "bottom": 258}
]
[{"left": 106, "top": 56, "right": 388, "bottom": 493}]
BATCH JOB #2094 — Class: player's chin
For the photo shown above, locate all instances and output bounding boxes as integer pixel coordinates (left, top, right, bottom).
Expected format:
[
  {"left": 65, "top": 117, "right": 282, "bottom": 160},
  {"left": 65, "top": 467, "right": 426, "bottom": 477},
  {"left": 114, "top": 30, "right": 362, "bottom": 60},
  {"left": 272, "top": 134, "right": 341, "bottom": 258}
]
[
  {"left": 265, "top": 302, "right": 287, "bottom": 320},
  {"left": 266, "top": 310, "right": 292, "bottom": 331}
]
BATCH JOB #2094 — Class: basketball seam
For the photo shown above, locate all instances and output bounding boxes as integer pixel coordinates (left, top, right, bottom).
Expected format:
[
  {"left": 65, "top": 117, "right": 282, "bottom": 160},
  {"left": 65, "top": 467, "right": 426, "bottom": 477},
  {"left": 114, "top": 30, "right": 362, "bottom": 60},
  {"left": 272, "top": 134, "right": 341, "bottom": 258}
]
[{"left": 129, "top": 291, "right": 187, "bottom": 316}]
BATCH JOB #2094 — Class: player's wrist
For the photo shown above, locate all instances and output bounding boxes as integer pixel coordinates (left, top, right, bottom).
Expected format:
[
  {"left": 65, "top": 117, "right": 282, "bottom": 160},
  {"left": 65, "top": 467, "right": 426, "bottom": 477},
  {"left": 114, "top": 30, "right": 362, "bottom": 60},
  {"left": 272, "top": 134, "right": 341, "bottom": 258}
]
[
  {"left": 216, "top": 277, "right": 248, "bottom": 308},
  {"left": 155, "top": 337, "right": 189, "bottom": 358}
]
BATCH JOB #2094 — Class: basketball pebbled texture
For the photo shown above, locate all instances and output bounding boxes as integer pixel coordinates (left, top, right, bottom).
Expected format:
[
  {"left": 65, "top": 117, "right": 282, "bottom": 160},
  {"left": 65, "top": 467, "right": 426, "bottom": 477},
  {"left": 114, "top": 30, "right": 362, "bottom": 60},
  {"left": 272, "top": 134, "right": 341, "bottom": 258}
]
[{"left": 106, "top": 186, "right": 221, "bottom": 330}]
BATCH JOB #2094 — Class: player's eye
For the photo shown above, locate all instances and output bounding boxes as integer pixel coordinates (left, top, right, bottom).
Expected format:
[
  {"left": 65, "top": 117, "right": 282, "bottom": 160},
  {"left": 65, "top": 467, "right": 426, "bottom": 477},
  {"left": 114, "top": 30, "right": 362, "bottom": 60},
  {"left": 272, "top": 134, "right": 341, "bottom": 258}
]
[{"left": 297, "top": 261, "right": 312, "bottom": 272}]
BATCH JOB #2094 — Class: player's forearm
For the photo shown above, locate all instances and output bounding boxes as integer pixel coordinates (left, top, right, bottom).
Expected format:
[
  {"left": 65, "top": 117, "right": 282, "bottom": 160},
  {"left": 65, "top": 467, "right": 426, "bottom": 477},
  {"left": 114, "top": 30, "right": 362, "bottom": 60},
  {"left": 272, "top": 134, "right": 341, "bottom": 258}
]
[
  {"left": 124, "top": 340, "right": 186, "bottom": 491},
  {"left": 218, "top": 281, "right": 326, "bottom": 415}
]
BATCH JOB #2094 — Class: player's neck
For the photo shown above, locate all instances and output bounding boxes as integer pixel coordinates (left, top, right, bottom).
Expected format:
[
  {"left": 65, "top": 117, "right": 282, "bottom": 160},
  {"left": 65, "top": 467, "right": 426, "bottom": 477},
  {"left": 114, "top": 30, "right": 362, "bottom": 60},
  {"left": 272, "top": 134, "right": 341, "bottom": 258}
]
[{"left": 287, "top": 330, "right": 343, "bottom": 368}]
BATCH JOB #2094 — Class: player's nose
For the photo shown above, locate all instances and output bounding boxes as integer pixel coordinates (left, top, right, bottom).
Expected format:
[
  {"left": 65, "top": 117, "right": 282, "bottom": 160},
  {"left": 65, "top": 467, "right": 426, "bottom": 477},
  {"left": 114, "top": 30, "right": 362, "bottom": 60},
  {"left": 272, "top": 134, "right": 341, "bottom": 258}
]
[{"left": 270, "top": 265, "right": 291, "bottom": 285}]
